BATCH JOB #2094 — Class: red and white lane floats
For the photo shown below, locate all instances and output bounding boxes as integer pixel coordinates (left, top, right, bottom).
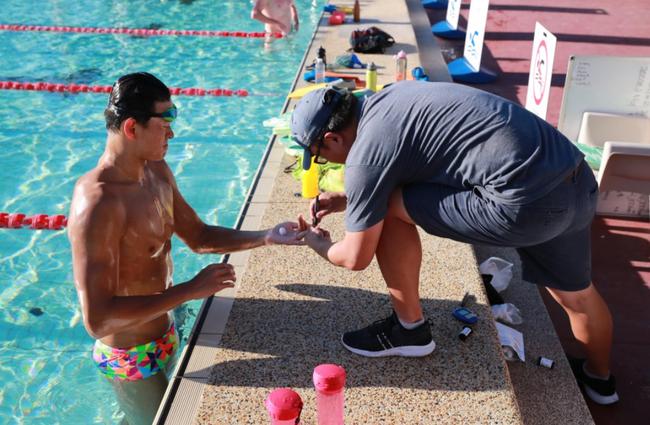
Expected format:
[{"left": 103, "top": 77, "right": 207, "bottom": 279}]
[
  {"left": 0, "top": 24, "right": 282, "bottom": 39},
  {"left": 0, "top": 213, "right": 67, "bottom": 230},
  {"left": 0, "top": 81, "right": 249, "bottom": 97}
]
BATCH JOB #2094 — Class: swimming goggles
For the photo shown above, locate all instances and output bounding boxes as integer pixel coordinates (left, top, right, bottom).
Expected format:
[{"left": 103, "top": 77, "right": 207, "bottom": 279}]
[{"left": 149, "top": 105, "right": 178, "bottom": 122}]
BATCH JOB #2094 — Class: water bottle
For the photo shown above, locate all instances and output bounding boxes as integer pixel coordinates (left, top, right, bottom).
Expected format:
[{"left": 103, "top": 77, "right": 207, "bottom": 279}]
[
  {"left": 265, "top": 388, "right": 303, "bottom": 425},
  {"left": 365, "top": 62, "right": 377, "bottom": 92},
  {"left": 353, "top": 0, "right": 360, "bottom": 23},
  {"left": 315, "top": 58, "right": 326, "bottom": 84},
  {"left": 395, "top": 50, "right": 407, "bottom": 82},
  {"left": 302, "top": 157, "right": 319, "bottom": 199},
  {"left": 313, "top": 364, "right": 346, "bottom": 425},
  {"left": 318, "top": 46, "right": 327, "bottom": 66}
]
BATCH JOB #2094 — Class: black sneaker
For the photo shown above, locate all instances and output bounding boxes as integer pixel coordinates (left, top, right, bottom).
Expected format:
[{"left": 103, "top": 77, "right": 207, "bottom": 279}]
[
  {"left": 341, "top": 312, "right": 436, "bottom": 357},
  {"left": 568, "top": 357, "right": 619, "bottom": 405}
]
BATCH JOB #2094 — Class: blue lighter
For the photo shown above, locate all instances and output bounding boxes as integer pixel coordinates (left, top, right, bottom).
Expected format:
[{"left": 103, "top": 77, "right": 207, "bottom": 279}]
[{"left": 452, "top": 307, "right": 478, "bottom": 324}]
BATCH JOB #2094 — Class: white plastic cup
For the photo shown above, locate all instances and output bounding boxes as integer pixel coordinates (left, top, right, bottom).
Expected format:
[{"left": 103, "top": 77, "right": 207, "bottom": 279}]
[{"left": 313, "top": 364, "right": 346, "bottom": 425}]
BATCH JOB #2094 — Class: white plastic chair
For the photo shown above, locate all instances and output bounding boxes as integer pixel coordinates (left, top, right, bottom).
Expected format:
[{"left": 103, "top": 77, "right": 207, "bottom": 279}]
[
  {"left": 597, "top": 142, "right": 650, "bottom": 192},
  {"left": 596, "top": 141, "right": 650, "bottom": 218},
  {"left": 577, "top": 112, "right": 650, "bottom": 148}
]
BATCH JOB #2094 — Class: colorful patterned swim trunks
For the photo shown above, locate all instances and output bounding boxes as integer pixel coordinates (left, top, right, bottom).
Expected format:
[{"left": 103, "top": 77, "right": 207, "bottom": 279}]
[{"left": 92, "top": 323, "right": 179, "bottom": 381}]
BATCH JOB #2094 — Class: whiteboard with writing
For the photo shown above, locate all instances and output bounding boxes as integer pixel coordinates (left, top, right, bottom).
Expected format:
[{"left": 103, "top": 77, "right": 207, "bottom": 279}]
[
  {"left": 597, "top": 191, "right": 649, "bottom": 219},
  {"left": 558, "top": 55, "right": 650, "bottom": 142}
]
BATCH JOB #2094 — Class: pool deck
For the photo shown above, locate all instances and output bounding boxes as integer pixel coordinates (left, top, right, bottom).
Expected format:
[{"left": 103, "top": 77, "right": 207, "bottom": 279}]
[{"left": 154, "top": 0, "right": 649, "bottom": 424}]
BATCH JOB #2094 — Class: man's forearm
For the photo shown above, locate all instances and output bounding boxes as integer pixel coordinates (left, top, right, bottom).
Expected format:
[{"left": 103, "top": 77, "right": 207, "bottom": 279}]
[
  {"left": 311, "top": 237, "right": 334, "bottom": 262},
  {"left": 87, "top": 283, "right": 195, "bottom": 339},
  {"left": 193, "top": 225, "right": 268, "bottom": 254},
  {"left": 252, "top": 10, "right": 282, "bottom": 27},
  {"left": 310, "top": 238, "right": 358, "bottom": 269}
]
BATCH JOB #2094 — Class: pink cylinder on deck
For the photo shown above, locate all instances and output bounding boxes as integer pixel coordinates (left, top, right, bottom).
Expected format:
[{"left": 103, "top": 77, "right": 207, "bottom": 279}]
[
  {"left": 313, "top": 364, "right": 346, "bottom": 425},
  {"left": 265, "top": 388, "right": 303, "bottom": 425}
]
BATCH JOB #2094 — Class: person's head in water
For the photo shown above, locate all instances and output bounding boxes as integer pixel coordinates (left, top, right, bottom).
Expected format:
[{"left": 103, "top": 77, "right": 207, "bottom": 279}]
[{"left": 104, "top": 72, "right": 175, "bottom": 132}]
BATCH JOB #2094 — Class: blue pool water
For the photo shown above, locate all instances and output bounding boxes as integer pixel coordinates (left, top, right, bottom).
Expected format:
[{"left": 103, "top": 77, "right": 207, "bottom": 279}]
[{"left": 0, "top": 1, "right": 322, "bottom": 423}]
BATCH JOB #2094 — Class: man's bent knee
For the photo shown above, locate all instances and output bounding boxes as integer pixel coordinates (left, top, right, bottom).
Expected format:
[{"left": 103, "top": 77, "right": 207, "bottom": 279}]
[{"left": 548, "top": 284, "right": 597, "bottom": 313}]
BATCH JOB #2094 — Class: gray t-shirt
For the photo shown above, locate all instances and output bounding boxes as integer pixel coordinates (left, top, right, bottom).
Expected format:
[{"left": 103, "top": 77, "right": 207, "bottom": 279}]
[{"left": 344, "top": 81, "right": 584, "bottom": 232}]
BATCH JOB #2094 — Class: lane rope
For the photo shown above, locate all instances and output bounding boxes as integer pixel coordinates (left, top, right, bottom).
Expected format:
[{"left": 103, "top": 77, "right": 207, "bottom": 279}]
[
  {"left": 0, "top": 23, "right": 282, "bottom": 39},
  {"left": 0, "top": 81, "right": 249, "bottom": 97},
  {"left": 0, "top": 213, "right": 67, "bottom": 230}
]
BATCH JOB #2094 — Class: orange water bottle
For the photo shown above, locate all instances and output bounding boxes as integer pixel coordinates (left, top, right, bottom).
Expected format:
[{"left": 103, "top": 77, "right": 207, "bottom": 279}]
[{"left": 353, "top": 1, "right": 360, "bottom": 23}]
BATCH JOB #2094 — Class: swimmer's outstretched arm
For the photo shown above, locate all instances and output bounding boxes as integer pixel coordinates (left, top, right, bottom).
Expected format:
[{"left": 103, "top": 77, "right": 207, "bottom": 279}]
[{"left": 165, "top": 165, "right": 305, "bottom": 252}]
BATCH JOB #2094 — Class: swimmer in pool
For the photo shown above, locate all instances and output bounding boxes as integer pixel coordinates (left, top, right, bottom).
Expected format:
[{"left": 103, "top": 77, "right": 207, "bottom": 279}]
[{"left": 251, "top": 0, "right": 299, "bottom": 42}]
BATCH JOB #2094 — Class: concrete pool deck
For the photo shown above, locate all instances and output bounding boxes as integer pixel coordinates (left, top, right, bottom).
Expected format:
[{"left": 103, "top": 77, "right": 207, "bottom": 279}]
[{"left": 155, "top": 1, "right": 593, "bottom": 423}]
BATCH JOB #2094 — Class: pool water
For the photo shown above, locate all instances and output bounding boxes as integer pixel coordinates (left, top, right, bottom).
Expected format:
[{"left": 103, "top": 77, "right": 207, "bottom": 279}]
[{"left": 0, "top": 1, "right": 322, "bottom": 423}]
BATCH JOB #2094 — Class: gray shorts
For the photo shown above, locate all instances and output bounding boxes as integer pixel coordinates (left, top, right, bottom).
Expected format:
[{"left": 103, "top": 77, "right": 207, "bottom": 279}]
[{"left": 403, "top": 161, "right": 598, "bottom": 291}]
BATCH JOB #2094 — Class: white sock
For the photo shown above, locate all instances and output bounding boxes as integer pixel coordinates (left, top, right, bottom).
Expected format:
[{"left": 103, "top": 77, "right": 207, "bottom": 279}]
[
  {"left": 398, "top": 316, "right": 425, "bottom": 329},
  {"left": 583, "top": 362, "right": 610, "bottom": 380}
]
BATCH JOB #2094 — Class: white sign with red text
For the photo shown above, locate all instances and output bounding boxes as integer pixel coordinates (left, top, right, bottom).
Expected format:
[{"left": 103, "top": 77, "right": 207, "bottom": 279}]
[
  {"left": 463, "top": 0, "right": 490, "bottom": 72},
  {"left": 525, "top": 22, "right": 557, "bottom": 120}
]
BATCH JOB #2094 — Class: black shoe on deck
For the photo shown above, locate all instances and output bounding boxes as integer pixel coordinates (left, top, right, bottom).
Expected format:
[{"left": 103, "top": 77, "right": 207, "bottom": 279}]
[
  {"left": 341, "top": 312, "right": 436, "bottom": 357},
  {"left": 568, "top": 357, "right": 619, "bottom": 405}
]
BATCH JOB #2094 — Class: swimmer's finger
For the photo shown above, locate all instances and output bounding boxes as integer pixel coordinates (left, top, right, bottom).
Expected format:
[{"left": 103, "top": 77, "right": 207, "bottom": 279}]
[
  {"left": 213, "top": 268, "right": 237, "bottom": 281},
  {"left": 214, "top": 282, "right": 235, "bottom": 293},
  {"left": 207, "top": 263, "right": 233, "bottom": 271}
]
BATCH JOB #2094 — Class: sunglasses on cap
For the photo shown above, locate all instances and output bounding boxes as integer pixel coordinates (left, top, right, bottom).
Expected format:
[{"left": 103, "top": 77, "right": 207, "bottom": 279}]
[{"left": 149, "top": 105, "right": 178, "bottom": 122}]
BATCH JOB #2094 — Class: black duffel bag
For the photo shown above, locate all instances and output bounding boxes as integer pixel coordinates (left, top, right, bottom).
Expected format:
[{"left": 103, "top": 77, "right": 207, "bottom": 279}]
[{"left": 349, "top": 26, "right": 395, "bottom": 53}]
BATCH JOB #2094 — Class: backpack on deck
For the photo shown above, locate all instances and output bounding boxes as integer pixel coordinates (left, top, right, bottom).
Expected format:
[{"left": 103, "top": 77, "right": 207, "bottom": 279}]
[{"left": 349, "top": 27, "right": 395, "bottom": 53}]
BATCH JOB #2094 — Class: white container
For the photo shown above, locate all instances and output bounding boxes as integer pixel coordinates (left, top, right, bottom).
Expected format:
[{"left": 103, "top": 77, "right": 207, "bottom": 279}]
[
  {"left": 395, "top": 50, "right": 407, "bottom": 81},
  {"left": 315, "top": 58, "right": 326, "bottom": 84}
]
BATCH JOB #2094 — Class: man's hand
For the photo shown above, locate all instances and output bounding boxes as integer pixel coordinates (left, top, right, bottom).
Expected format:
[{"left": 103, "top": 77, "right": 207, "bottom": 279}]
[
  {"left": 265, "top": 221, "right": 307, "bottom": 245},
  {"left": 187, "top": 264, "right": 236, "bottom": 299},
  {"left": 297, "top": 215, "right": 332, "bottom": 254},
  {"left": 305, "top": 225, "right": 331, "bottom": 246},
  {"left": 279, "top": 22, "right": 291, "bottom": 35},
  {"left": 310, "top": 191, "right": 347, "bottom": 223}
]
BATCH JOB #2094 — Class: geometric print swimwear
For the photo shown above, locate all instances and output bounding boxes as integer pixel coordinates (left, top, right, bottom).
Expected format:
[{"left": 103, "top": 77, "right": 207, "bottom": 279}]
[{"left": 92, "top": 323, "right": 179, "bottom": 381}]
